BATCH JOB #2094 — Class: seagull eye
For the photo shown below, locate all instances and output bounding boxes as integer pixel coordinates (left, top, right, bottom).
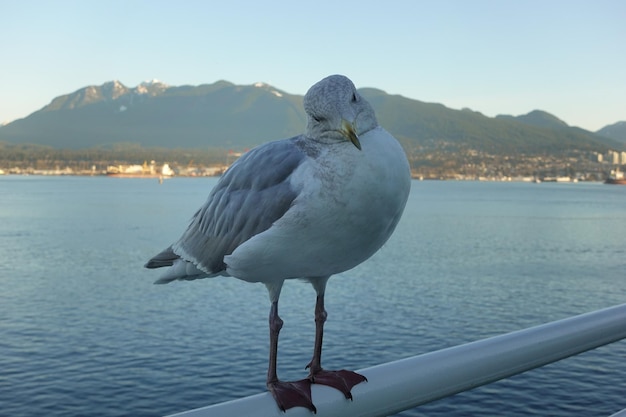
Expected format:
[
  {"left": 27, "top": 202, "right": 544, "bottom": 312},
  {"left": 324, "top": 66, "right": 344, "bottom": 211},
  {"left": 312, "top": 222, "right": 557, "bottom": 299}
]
[
  {"left": 312, "top": 115, "right": 323, "bottom": 123},
  {"left": 351, "top": 93, "right": 358, "bottom": 102}
]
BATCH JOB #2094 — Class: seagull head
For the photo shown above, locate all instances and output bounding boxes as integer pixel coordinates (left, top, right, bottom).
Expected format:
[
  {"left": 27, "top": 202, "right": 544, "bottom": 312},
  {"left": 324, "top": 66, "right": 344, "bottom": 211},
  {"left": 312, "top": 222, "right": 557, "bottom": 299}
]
[{"left": 304, "top": 75, "right": 378, "bottom": 150}]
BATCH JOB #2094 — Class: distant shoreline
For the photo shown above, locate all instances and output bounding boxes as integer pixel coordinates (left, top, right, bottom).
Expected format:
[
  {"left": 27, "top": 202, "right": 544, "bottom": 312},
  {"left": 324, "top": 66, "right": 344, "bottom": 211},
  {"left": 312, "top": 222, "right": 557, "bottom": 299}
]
[{"left": 0, "top": 171, "right": 608, "bottom": 183}]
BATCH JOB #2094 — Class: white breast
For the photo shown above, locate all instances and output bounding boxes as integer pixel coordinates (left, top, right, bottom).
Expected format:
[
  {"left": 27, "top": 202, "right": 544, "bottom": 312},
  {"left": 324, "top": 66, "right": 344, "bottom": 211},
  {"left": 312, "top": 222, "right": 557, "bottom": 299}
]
[{"left": 225, "top": 127, "right": 411, "bottom": 283}]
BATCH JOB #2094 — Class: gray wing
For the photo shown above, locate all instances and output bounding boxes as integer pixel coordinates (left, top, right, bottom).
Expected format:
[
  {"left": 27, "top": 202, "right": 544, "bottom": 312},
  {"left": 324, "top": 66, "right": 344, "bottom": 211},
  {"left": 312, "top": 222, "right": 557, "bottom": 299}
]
[{"left": 146, "top": 136, "right": 306, "bottom": 279}]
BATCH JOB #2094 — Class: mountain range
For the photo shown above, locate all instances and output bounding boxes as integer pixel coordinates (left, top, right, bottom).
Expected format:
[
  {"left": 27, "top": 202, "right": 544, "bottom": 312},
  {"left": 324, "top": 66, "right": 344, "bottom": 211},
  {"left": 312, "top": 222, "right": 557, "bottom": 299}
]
[
  {"left": 1, "top": 79, "right": 624, "bottom": 155},
  {"left": 596, "top": 121, "right": 626, "bottom": 144}
]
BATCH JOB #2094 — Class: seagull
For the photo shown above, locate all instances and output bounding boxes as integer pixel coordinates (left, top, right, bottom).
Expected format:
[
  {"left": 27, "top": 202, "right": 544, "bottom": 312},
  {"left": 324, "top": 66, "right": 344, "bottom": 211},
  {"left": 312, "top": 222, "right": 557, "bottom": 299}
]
[{"left": 145, "top": 74, "right": 411, "bottom": 413}]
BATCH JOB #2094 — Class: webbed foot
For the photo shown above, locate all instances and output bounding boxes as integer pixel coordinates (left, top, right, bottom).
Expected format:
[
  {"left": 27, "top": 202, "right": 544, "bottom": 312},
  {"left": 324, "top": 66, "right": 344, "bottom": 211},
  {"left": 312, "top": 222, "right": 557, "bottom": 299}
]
[
  {"left": 309, "top": 369, "right": 367, "bottom": 400},
  {"left": 268, "top": 379, "right": 316, "bottom": 413}
]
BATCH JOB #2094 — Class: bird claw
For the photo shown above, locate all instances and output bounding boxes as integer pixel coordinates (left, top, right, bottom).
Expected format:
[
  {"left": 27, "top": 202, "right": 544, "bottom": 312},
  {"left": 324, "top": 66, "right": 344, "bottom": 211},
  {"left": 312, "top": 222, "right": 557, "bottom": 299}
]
[
  {"left": 309, "top": 369, "right": 367, "bottom": 400},
  {"left": 268, "top": 379, "right": 317, "bottom": 413}
]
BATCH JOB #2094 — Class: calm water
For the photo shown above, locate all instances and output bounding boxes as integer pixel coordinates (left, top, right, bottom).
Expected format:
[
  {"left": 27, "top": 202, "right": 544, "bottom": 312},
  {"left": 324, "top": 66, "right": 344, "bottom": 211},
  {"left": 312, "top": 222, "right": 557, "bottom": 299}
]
[{"left": 1, "top": 176, "right": 625, "bottom": 416}]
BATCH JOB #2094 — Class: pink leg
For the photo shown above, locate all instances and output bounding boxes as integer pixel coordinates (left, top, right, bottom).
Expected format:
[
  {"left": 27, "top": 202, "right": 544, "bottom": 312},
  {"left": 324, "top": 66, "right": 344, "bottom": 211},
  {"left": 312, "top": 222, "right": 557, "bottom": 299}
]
[
  {"left": 266, "top": 301, "right": 316, "bottom": 413},
  {"left": 306, "top": 294, "right": 367, "bottom": 400}
]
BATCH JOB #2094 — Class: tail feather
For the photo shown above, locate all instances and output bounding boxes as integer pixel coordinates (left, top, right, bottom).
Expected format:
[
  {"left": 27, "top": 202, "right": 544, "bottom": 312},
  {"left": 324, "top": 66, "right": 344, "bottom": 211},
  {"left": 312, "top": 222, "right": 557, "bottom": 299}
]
[
  {"left": 145, "top": 246, "right": 211, "bottom": 284},
  {"left": 153, "top": 258, "right": 208, "bottom": 284},
  {"left": 145, "top": 246, "right": 178, "bottom": 269}
]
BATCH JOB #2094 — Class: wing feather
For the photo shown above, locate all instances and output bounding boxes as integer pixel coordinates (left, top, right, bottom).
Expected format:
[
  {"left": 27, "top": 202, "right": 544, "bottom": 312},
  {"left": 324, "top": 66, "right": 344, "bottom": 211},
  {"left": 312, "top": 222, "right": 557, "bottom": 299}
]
[{"left": 171, "top": 137, "right": 306, "bottom": 275}]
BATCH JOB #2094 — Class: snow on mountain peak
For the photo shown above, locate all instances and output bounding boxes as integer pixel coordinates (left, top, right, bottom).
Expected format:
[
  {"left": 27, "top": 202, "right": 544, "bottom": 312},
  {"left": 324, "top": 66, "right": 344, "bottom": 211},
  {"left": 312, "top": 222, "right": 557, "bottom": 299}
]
[
  {"left": 253, "top": 82, "right": 283, "bottom": 98},
  {"left": 135, "top": 79, "right": 168, "bottom": 95},
  {"left": 99, "top": 80, "right": 128, "bottom": 100},
  {"left": 141, "top": 79, "right": 166, "bottom": 87}
]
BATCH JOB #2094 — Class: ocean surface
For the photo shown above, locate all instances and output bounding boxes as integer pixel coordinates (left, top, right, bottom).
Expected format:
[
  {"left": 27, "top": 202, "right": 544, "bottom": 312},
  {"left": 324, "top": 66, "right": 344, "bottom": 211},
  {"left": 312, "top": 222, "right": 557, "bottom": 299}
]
[{"left": 1, "top": 176, "right": 625, "bottom": 417}]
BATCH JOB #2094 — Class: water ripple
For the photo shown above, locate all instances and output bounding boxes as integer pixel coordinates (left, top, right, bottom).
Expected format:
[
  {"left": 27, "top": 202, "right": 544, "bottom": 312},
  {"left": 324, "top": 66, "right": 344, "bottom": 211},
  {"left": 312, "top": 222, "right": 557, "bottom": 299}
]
[{"left": 1, "top": 178, "right": 625, "bottom": 416}]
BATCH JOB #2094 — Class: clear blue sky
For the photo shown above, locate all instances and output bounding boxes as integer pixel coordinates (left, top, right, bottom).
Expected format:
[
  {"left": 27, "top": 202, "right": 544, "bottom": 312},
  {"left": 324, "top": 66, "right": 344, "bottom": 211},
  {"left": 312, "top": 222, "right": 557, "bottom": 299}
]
[{"left": 1, "top": 0, "right": 624, "bottom": 131}]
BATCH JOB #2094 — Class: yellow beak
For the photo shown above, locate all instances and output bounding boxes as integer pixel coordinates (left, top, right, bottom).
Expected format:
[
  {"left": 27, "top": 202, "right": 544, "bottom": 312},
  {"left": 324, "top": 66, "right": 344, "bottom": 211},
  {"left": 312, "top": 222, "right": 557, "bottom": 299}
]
[{"left": 341, "top": 119, "right": 362, "bottom": 150}]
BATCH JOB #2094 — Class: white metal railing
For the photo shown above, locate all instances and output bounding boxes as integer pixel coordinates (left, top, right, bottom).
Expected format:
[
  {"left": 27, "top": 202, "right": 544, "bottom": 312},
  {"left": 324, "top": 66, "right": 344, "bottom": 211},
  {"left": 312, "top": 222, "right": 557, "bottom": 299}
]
[{"left": 166, "top": 303, "right": 626, "bottom": 417}]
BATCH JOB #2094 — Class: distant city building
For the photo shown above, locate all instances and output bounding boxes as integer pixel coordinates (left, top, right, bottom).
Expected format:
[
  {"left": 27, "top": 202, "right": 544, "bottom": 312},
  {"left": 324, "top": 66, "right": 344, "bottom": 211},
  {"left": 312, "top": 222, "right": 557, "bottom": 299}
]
[
  {"left": 595, "top": 152, "right": 603, "bottom": 163},
  {"left": 607, "top": 150, "right": 620, "bottom": 165}
]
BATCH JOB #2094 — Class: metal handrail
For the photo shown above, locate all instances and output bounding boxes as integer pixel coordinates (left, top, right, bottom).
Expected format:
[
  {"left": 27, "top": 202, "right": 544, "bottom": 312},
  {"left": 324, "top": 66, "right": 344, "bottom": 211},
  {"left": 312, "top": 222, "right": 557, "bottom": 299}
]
[{"left": 166, "top": 303, "right": 626, "bottom": 417}]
